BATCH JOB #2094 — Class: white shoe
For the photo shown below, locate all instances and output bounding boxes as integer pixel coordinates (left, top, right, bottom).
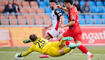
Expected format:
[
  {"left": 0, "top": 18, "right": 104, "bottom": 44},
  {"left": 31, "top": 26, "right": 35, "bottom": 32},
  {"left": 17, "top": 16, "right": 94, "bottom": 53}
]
[{"left": 88, "top": 54, "right": 93, "bottom": 60}]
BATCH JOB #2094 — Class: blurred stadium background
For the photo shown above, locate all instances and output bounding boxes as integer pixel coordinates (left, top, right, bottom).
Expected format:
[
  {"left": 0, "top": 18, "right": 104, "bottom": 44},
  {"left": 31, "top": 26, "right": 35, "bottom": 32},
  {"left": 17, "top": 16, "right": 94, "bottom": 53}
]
[{"left": 0, "top": 0, "right": 105, "bottom": 60}]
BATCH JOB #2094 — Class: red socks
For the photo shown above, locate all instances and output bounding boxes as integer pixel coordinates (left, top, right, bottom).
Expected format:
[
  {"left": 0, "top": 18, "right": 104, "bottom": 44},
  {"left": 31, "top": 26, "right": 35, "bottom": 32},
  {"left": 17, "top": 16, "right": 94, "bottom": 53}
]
[{"left": 78, "top": 45, "right": 88, "bottom": 54}]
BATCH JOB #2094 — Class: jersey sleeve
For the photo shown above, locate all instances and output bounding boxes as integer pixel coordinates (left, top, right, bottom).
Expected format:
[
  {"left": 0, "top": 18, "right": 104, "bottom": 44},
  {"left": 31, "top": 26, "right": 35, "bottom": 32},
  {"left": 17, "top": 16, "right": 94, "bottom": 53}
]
[
  {"left": 54, "top": 9, "right": 63, "bottom": 20},
  {"left": 21, "top": 46, "right": 33, "bottom": 57}
]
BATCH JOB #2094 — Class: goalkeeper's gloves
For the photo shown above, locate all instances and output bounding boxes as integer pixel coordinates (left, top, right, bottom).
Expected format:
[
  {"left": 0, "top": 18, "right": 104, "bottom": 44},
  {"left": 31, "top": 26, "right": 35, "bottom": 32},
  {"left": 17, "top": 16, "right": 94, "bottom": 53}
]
[
  {"left": 69, "top": 43, "right": 80, "bottom": 49},
  {"left": 16, "top": 52, "right": 22, "bottom": 57},
  {"left": 23, "top": 39, "right": 31, "bottom": 43},
  {"left": 62, "top": 37, "right": 74, "bottom": 41}
]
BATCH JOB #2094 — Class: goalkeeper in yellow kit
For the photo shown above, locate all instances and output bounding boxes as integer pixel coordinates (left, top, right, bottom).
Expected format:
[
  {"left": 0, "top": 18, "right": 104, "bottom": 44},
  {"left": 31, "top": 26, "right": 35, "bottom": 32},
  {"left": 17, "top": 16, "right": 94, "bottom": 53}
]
[{"left": 15, "top": 34, "right": 80, "bottom": 58}]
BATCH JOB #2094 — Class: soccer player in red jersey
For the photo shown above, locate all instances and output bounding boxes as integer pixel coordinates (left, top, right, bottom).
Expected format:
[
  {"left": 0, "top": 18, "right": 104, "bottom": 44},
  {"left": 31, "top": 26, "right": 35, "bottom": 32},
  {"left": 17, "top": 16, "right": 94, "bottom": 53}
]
[{"left": 57, "top": 0, "right": 93, "bottom": 60}]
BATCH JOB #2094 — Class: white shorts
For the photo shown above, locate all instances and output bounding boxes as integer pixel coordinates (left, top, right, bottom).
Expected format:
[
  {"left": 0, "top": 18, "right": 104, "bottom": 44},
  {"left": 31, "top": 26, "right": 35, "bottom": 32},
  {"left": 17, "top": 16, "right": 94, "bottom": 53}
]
[{"left": 47, "top": 28, "right": 60, "bottom": 38}]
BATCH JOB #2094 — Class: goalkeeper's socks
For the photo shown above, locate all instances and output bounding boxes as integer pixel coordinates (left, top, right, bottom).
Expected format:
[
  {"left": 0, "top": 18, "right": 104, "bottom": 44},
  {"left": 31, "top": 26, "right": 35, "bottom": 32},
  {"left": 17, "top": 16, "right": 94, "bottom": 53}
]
[{"left": 62, "top": 37, "right": 73, "bottom": 41}]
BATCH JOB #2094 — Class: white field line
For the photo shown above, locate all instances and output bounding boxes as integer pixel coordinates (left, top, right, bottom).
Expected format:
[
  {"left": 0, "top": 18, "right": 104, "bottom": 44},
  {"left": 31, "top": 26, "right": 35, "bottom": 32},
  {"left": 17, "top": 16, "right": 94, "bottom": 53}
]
[{"left": 0, "top": 51, "right": 105, "bottom": 55}]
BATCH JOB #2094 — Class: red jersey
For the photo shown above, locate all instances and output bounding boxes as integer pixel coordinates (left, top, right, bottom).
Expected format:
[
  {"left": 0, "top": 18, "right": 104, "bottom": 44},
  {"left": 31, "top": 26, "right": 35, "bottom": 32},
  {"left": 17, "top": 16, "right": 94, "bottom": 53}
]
[{"left": 68, "top": 6, "right": 82, "bottom": 34}]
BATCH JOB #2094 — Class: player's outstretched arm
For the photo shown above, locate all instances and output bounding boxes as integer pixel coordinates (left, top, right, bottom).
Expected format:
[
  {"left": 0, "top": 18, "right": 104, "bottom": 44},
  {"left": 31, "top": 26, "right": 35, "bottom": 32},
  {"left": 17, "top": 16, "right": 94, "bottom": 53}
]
[
  {"left": 57, "top": 5, "right": 68, "bottom": 11},
  {"left": 60, "top": 16, "right": 64, "bottom": 25},
  {"left": 15, "top": 47, "right": 33, "bottom": 58},
  {"left": 21, "top": 49, "right": 32, "bottom": 57}
]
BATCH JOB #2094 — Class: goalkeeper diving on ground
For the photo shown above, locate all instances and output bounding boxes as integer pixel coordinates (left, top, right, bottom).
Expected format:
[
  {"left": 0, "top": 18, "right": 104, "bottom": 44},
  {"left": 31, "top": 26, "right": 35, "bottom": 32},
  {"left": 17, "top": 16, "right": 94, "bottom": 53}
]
[{"left": 15, "top": 34, "right": 80, "bottom": 59}]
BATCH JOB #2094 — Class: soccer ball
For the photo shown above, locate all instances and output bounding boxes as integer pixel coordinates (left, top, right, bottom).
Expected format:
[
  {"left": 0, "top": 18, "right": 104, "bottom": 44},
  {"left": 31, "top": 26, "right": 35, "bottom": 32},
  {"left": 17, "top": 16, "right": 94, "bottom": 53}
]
[{"left": 15, "top": 53, "right": 23, "bottom": 60}]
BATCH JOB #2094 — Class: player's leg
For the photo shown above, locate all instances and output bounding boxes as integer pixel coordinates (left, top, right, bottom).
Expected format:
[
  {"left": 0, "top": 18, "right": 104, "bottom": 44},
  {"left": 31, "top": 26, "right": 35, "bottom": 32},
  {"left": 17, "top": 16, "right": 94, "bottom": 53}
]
[
  {"left": 55, "top": 37, "right": 75, "bottom": 55},
  {"left": 46, "top": 47, "right": 60, "bottom": 57},
  {"left": 59, "top": 38, "right": 80, "bottom": 53},
  {"left": 45, "top": 41, "right": 61, "bottom": 57},
  {"left": 59, "top": 30, "right": 73, "bottom": 47},
  {"left": 74, "top": 33, "right": 93, "bottom": 60},
  {"left": 46, "top": 42, "right": 71, "bottom": 57},
  {"left": 58, "top": 41, "right": 81, "bottom": 55},
  {"left": 45, "top": 28, "right": 58, "bottom": 40},
  {"left": 45, "top": 32, "right": 53, "bottom": 40},
  {"left": 60, "top": 37, "right": 74, "bottom": 46},
  {"left": 59, "top": 47, "right": 71, "bottom": 55},
  {"left": 76, "top": 40, "right": 93, "bottom": 60}
]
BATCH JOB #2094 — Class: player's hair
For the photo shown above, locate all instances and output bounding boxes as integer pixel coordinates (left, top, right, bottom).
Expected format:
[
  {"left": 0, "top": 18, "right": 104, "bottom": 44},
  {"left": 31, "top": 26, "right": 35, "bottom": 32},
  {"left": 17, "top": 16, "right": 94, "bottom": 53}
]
[
  {"left": 64, "top": 0, "right": 73, "bottom": 5},
  {"left": 29, "top": 34, "right": 38, "bottom": 41},
  {"left": 49, "top": 0, "right": 56, "bottom": 2}
]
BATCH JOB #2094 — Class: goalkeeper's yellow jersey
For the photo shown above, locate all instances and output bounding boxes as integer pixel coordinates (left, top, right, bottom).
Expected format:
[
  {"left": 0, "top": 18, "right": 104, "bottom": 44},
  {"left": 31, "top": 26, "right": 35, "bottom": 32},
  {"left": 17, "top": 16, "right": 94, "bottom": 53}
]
[
  {"left": 21, "top": 37, "right": 49, "bottom": 56},
  {"left": 31, "top": 37, "right": 49, "bottom": 53}
]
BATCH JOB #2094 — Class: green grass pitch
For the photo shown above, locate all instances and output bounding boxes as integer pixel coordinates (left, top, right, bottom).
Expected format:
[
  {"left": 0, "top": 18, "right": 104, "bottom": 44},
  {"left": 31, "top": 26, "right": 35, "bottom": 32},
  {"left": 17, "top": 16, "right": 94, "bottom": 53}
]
[{"left": 0, "top": 46, "right": 105, "bottom": 60}]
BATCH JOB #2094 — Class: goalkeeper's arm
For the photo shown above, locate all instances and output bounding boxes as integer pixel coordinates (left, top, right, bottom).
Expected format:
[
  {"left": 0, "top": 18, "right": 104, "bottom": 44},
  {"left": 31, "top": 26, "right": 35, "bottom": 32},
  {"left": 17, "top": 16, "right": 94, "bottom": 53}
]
[
  {"left": 21, "top": 49, "right": 32, "bottom": 57},
  {"left": 16, "top": 47, "right": 33, "bottom": 57}
]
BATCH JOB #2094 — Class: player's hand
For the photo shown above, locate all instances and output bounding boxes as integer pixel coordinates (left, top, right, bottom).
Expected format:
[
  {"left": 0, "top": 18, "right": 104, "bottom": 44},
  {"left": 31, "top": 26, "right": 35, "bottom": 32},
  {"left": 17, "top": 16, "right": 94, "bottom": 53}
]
[
  {"left": 57, "top": 5, "right": 62, "bottom": 8},
  {"left": 44, "top": 26, "right": 49, "bottom": 29},
  {"left": 61, "top": 25, "right": 65, "bottom": 28},
  {"left": 15, "top": 52, "right": 22, "bottom": 57},
  {"left": 15, "top": 52, "right": 23, "bottom": 60},
  {"left": 23, "top": 39, "right": 31, "bottom": 43},
  {"left": 17, "top": 52, "right": 22, "bottom": 57}
]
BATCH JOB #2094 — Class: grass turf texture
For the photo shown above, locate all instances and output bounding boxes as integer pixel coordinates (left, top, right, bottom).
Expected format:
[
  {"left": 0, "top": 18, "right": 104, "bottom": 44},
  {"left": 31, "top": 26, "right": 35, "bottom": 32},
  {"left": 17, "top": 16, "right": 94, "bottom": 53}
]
[{"left": 0, "top": 46, "right": 105, "bottom": 60}]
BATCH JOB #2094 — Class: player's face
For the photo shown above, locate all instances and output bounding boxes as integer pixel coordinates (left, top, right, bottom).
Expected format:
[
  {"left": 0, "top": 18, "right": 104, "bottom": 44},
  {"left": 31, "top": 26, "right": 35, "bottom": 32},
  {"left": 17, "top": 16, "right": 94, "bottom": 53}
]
[
  {"left": 50, "top": 2, "right": 56, "bottom": 10},
  {"left": 64, "top": 2, "right": 71, "bottom": 9},
  {"left": 29, "top": 34, "right": 37, "bottom": 41}
]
